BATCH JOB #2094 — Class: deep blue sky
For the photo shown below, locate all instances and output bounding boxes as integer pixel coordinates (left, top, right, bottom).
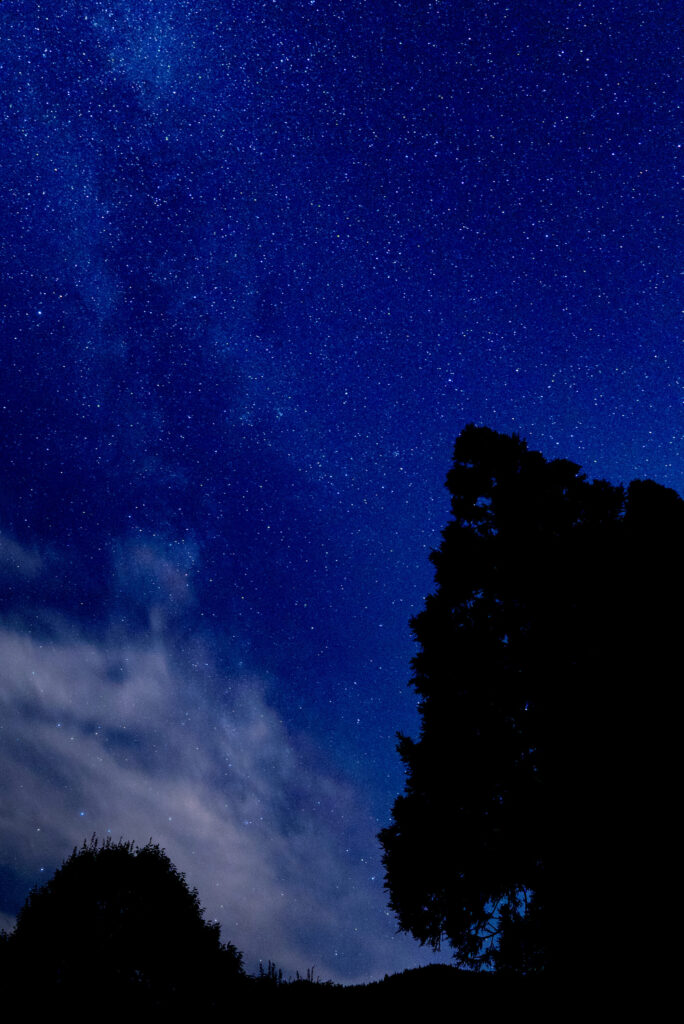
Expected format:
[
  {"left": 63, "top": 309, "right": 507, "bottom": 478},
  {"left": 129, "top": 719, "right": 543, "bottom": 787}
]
[{"left": 1, "top": 0, "right": 681, "bottom": 982}]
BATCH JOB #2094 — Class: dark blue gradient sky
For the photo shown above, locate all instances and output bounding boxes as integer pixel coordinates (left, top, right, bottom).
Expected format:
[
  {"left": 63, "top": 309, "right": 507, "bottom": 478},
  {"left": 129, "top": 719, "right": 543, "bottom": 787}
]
[{"left": 0, "top": 0, "right": 681, "bottom": 982}]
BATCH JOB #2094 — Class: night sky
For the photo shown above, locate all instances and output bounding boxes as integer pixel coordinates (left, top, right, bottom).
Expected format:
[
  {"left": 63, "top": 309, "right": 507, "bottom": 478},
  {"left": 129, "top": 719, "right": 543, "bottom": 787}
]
[{"left": 0, "top": 0, "right": 681, "bottom": 983}]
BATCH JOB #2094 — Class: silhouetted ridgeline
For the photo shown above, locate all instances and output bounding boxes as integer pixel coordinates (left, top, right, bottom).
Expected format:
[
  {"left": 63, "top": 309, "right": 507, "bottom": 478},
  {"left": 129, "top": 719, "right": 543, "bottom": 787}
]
[
  {"left": 225, "top": 963, "right": 545, "bottom": 1015},
  {"left": 313, "top": 964, "right": 545, "bottom": 1012},
  {"left": 239, "top": 962, "right": 544, "bottom": 1019}
]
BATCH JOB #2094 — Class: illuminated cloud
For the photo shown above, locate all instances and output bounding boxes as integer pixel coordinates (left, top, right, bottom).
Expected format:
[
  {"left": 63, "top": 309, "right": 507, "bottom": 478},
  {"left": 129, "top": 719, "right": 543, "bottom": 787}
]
[{"left": 0, "top": 598, "right": 439, "bottom": 982}]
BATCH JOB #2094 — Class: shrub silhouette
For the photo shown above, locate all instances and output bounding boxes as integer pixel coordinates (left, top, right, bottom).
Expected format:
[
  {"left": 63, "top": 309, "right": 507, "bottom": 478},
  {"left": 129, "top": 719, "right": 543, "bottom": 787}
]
[{"left": 7, "top": 835, "right": 244, "bottom": 1011}]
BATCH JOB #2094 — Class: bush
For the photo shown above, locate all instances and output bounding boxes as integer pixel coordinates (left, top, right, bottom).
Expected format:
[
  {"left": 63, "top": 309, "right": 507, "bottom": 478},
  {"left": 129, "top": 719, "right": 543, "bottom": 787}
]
[{"left": 6, "top": 835, "right": 244, "bottom": 1011}]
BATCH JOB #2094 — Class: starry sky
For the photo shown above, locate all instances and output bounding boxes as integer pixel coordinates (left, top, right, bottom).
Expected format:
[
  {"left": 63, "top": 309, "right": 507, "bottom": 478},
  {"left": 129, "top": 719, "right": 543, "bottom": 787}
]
[{"left": 0, "top": 0, "right": 681, "bottom": 984}]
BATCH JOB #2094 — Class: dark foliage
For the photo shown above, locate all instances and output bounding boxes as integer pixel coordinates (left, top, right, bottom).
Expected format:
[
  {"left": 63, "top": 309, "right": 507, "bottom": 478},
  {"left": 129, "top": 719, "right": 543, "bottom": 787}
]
[
  {"left": 247, "top": 963, "right": 544, "bottom": 1016},
  {"left": 379, "top": 425, "right": 683, "bottom": 976},
  {"left": 3, "top": 835, "right": 245, "bottom": 1012}
]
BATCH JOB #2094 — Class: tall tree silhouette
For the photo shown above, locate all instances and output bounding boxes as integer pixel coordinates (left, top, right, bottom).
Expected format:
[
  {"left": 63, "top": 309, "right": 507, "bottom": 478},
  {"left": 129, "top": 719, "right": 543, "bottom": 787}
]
[
  {"left": 5, "top": 835, "right": 245, "bottom": 1011},
  {"left": 379, "top": 425, "right": 683, "bottom": 976}
]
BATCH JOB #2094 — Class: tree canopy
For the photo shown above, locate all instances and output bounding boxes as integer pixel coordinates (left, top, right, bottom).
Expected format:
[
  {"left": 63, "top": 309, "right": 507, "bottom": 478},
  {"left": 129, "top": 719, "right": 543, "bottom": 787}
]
[
  {"left": 4, "top": 835, "right": 244, "bottom": 1011},
  {"left": 379, "top": 425, "right": 683, "bottom": 976}
]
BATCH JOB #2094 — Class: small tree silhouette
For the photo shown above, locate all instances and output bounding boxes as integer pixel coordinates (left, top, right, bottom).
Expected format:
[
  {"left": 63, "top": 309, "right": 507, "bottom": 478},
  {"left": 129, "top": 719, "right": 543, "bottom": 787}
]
[{"left": 7, "top": 835, "right": 244, "bottom": 1010}]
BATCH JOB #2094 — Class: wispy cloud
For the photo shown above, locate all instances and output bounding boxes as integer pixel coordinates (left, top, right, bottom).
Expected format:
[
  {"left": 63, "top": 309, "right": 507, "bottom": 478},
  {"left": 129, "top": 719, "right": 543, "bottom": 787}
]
[{"left": 0, "top": 603, "right": 442, "bottom": 982}]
